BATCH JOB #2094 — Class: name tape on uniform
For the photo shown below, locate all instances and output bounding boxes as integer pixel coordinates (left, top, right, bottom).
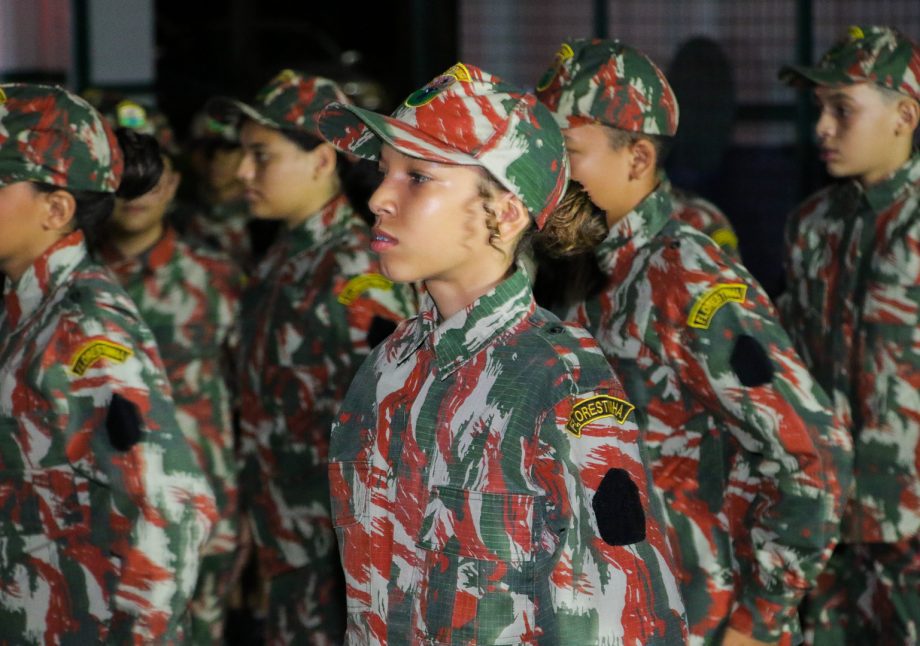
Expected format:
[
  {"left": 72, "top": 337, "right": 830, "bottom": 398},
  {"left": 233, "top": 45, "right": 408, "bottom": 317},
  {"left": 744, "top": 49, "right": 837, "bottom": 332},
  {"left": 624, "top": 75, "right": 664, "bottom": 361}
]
[
  {"left": 687, "top": 283, "right": 747, "bottom": 329},
  {"left": 337, "top": 273, "right": 393, "bottom": 306},
  {"left": 70, "top": 340, "right": 133, "bottom": 376},
  {"left": 565, "top": 395, "right": 635, "bottom": 437}
]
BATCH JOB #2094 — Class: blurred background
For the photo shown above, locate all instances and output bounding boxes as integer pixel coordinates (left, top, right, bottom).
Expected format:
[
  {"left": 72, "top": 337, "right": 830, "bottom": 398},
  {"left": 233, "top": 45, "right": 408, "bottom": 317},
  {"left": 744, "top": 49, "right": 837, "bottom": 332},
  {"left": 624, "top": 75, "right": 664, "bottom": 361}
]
[{"left": 1, "top": 0, "right": 919, "bottom": 295}]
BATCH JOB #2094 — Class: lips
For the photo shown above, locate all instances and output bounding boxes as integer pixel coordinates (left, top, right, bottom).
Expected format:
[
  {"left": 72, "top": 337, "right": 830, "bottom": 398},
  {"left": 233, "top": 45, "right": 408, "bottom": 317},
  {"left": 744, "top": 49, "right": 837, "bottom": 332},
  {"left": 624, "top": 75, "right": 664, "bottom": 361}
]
[{"left": 370, "top": 228, "right": 397, "bottom": 252}]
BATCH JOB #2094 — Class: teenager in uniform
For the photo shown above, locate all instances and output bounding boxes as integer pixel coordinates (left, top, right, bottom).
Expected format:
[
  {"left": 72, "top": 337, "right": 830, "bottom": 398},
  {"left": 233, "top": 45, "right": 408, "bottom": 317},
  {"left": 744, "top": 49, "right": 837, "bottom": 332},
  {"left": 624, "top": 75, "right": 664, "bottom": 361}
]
[
  {"left": 317, "top": 62, "right": 688, "bottom": 645},
  {"left": 778, "top": 25, "right": 920, "bottom": 645},
  {"left": 97, "top": 104, "right": 244, "bottom": 644},
  {"left": 0, "top": 84, "right": 216, "bottom": 643},
  {"left": 207, "top": 70, "right": 417, "bottom": 644},
  {"left": 537, "top": 39, "right": 852, "bottom": 645}
]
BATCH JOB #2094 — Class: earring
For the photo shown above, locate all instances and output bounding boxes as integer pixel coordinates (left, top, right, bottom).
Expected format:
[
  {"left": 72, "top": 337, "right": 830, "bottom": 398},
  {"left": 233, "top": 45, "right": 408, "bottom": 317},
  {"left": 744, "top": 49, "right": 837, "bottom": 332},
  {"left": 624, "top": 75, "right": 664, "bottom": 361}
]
[{"left": 489, "top": 229, "right": 502, "bottom": 243}]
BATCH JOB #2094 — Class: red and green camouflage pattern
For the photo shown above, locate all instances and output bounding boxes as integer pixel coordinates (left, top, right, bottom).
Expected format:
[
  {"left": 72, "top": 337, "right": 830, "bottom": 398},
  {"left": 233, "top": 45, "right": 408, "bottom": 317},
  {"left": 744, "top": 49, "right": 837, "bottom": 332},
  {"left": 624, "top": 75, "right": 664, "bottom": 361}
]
[
  {"left": 99, "top": 226, "right": 244, "bottom": 643},
  {"left": 0, "top": 83, "right": 122, "bottom": 193},
  {"left": 566, "top": 186, "right": 853, "bottom": 644},
  {"left": 329, "top": 268, "right": 688, "bottom": 644},
  {"left": 237, "top": 194, "right": 416, "bottom": 642},
  {"left": 780, "top": 154, "right": 919, "bottom": 546},
  {"left": 0, "top": 230, "right": 217, "bottom": 643},
  {"left": 661, "top": 174, "right": 740, "bottom": 258},
  {"left": 317, "top": 62, "right": 569, "bottom": 229},
  {"left": 207, "top": 69, "right": 350, "bottom": 138},
  {"left": 183, "top": 198, "right": 254, "bottom": 272},
  {"left": 536, "top": 38, "right": 679, "bottom": 136},
  {"left": 779, "top": 26, "right": 920, "bottom": 102}
]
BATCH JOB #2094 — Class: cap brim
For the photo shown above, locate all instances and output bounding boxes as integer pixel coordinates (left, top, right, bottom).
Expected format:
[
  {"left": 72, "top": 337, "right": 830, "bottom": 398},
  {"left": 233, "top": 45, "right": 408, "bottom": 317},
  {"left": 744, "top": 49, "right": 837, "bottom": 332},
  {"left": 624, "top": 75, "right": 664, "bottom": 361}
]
[
  {"left": 205, "top": 96, "right": 282, "bottom": 131},
  {"left": 316, "top": 103, "right": 481, "bottom": 166},
  {"left": 778, "top": 64, "right": 856, "bottom": 88}
]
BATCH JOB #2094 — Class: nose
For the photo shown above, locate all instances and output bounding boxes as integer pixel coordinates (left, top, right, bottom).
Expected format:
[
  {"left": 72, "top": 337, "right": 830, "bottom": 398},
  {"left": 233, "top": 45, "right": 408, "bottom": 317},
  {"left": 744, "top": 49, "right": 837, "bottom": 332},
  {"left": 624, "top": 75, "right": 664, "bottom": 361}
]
[
  {"left": 236, "top": 152, "right": 254, "bottom": 183},
  {"left": 369, "top": 178, "right": 396, "bottom": 220},
  {"left": 815, "top": 109, "right": 834, "bottom": 142}
]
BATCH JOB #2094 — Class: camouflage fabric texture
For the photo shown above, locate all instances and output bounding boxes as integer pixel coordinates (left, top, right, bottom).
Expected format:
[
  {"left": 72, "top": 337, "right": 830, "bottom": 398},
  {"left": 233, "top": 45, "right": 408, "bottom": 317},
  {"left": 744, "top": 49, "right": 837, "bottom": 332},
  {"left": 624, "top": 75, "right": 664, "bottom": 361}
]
[
  {"left": 99, "top": 226, "right": 244, "bottom": 643},
  {"left": 0, "top": 83, "right": 122, "bottom": 192},
  {"left": 660, "top": 174, "right": 740, "bottom": 258},
  {"left": 183, "top": 198, "right": 254, "bottom": 273},
  {"left": 779, "top": 25, "right": 920, "bottom": 102},
  {"left": 0, "top": 231, "right": 217, "bottom": 644},
  {"left": 237, "top": 194, "right": 416, "bottom": 642},
  {"left": 565, "top": 186, "right": 852, "bottom": 644},
  {"left": 208, "top": 69, "right": 350, "bottom": 138},
  {"left": 330, "top": 268, "right": 688, "bottom": 645},
  {"left": 536, "top": 38, "right": 679, "bottom": 136},
  {"left": 317, "top": 62, "right": 569, "bottom": 228}
]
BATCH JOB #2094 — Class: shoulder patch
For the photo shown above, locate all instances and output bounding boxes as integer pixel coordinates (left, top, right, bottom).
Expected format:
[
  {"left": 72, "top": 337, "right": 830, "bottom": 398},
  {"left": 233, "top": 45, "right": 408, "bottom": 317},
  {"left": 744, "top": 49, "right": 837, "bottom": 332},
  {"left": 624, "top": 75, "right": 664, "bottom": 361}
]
[
  {"left": 70, "top": 340, "right": 133, "bottom": 376},
  {"left": 565, "top": 395, "right": 635, "bottom": 437},
  {"left": 0, "top": 87, "right": 6, "bottom": 104},
  {"left": 337, "top": 273, "right": 393, "bottom": 306},
  {"left": 710, "top": 227, "right": 739, "bottom": 251},
  {"left": 687, "top": 283, "right": 747, "bottom": 329}
]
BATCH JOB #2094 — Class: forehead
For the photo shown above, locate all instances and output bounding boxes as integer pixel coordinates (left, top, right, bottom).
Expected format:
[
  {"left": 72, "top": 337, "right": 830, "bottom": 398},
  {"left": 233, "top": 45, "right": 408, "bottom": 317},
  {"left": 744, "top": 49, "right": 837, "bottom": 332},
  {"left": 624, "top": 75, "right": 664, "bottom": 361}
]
[
  {"left": 563, "top": 122, "right": 608, "bottom": 145},
  {"left": 239, "top": 120, "right": 284, "bottom": 146},
  {"left": 814, "top": 82, "right": 878, "bottom": 102}
]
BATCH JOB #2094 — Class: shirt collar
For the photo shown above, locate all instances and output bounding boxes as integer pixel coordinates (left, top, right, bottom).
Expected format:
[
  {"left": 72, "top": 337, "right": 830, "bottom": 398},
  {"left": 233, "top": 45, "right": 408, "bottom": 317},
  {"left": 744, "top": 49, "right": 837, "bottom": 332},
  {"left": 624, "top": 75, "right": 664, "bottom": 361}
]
[
  {"left": 594, "top": 185, "right": 673, "bottom": 272},
  {"left": 3, "top": 230, "right": 87, "bottom": 330},
  {"left": 281, "top": 193, "right": 350, "bottom": 253},
  {"left": 860, "top": 152, "right": 920, "bottom": 215},
  {"left": 396, "top": 269, "right": 535, "bottom": 378},
  {"left": 99, "top": 226, "right": 179, "bottom": 275}
]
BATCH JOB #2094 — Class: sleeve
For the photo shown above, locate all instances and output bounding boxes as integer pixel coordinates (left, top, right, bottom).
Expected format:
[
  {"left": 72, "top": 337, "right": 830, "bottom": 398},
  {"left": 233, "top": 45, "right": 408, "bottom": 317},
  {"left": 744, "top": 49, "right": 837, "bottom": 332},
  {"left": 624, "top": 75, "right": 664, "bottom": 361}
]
[
  {"left": 50, "top": 313, "right": 217, "bottom": 643},
  {"left": 534, "top": 387, "right": 687, "bottom": 645},
  {"left": 672, "top": 277, "right": 853, "bottom": 641}
]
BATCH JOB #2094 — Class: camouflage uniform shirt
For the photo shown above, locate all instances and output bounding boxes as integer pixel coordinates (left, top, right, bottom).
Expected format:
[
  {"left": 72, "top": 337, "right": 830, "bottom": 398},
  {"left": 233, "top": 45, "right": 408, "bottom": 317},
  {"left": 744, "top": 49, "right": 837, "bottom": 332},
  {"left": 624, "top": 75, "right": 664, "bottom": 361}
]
[
  {"left": 330, "top": 268, "right": 688, "bottom": 645},
  {"left": 237, "top": 194, "right": 415, "bottom": 577},
  {"left": 183, "top": 198, "right": 253, "bottom": 272},
  {"left": 0, "top": 231, "right": 216, "bottom": 644},
  {"left": 661, "top": 176, "right": 740, "bottom": 258},
  {"left": 100, "top": 226, "right": 242, "bottom": 564},
  {"left": 570, "top": 187, "right": 851, "bottom": 643},
  {"left": 780, "top": 153, "right": 920, "bottom": 544}
]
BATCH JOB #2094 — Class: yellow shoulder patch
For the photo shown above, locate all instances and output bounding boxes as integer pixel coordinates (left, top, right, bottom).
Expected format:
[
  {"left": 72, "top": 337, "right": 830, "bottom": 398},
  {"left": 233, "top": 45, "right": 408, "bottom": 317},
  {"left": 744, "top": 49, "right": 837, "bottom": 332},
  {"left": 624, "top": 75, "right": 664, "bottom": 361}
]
[
  {"left": 70, "top": 340, "right": 133, "bottom": 376},
  {"left": 0, "top": 87, "right": 6, "bottom": 104},
  {"left": 710, "top": 227, "right": 739, "bottom": 251},
  {"left": 687, "top": 283, "right": 747, "bottom": 329},
  {"left": 337, "top": 273, "right": 393, "bottom": 306},
  {"left": 565, "top": 395, "right": 635, "bottom": 437},
  {"left": 848, "top": 26, "right": 865, "bottom": 40}
]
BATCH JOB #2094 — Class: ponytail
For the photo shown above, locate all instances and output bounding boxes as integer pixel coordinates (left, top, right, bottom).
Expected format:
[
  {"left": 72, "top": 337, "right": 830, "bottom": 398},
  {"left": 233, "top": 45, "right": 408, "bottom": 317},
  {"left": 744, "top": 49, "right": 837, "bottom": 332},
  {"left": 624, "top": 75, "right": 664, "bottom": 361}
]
[{"left": 534, "top": 183, "right": 607, "bottom": 257}]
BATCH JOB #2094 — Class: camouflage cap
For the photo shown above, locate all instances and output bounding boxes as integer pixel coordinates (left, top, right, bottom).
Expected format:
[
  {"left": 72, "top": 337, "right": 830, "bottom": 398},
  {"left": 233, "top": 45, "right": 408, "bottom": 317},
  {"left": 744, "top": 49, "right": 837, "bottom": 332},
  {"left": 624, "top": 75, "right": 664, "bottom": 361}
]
[
  {"left": 207, "top": 69, "right": 349, "bottom": 139},
  {"left": 317, "top": 62, "right": 569, "bottom": 229},
  {"left": 0, "top": 83, "right": 123, "bottom": 193},
  {"left": 779, "top": 26, "right": 920, "bottom": 103},
  {"left": 536, "top": 38, "right": 679, "bottom": 136},
  {"left": 187, "top": 108, "right": 239, "bottom": 144}
]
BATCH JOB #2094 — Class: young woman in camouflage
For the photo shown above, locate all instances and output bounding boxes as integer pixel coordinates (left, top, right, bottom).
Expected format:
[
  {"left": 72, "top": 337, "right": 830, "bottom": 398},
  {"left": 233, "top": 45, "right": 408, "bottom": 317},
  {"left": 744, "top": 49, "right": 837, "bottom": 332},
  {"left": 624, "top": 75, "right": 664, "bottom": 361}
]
[
  {"left": 96, "top": 117, "right": 245, "bottom": 644},
  {"left": 207, "top": 70, "right": 417, "bottom": 644},
  {"left": 778, "top": 26, "right": 920, "bottom": 645},
  {"left": 317, "top": 62, "right": 688, "bottom": 645},
  {"left": 0, "top": 84, "right": 217, "bottom": 643},
  {"left": 537, "top": 39, "right": 853, "bottom": 646}
]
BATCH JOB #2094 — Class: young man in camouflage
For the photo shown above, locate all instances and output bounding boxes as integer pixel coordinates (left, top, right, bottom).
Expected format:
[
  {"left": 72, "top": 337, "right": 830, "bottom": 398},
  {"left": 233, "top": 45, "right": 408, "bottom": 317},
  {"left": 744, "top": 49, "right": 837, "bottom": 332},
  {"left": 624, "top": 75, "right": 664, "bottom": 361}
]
[
  {"left": 318, "top": 62, "right": 688, "bottom": 645},
  {"left": 208, "top": 71, "right": 417, "bottom": 644},
  {"left": 538, "top": 39, "right": 852, "bottom": 645},
  {"left": 778, "top": 25, "right": 920, "bottom": 645},
  {"left": 0, "top": 84, "right": 216, "bottom": 643},
  {"left": 97, "top": 103, "right": 245, "bottom": 644}
]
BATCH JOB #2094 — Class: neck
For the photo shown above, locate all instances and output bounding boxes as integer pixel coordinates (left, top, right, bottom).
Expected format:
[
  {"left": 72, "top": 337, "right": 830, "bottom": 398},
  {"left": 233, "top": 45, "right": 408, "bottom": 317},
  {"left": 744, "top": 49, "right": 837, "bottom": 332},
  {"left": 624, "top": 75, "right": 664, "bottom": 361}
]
[
  {"left": 284, "top": 181, "right": 341, "bottom": 230},
  {"left": 604, "top": 176, "right": 658, "bottom": 228},
  {"left": 858, "top": 145, "right": 913, "bottom": 188},
  {"left": 109, "top": 222, "right": 165, "bottom": 259},
  {"left": 425, "top": 263, "right": 513, "bottom": 321},
  {"left": 1, "top": 230, "right": 67, "bottom": 283}
]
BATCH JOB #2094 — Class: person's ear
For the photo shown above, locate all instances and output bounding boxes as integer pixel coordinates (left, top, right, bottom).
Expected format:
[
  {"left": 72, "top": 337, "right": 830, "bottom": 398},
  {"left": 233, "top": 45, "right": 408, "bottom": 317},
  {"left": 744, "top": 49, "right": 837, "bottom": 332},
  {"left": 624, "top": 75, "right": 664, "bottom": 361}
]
[
  {"left": 163, "top": 166, "right": 181, "bottom": 203},
  {"left": 312, "top": 143, "right": 338, "bottom": 180},
  {"left": 493, "top": 192, "right": 530, "bottom": 248},
  {"left": 42, "top": 189, "right": 77, "bottom": 232},
  {"left": 894, "top": 97, "right": 920, "bottom": 137},
  {"left": 628, "top": 138, "right": 656, "bottom": 181}
]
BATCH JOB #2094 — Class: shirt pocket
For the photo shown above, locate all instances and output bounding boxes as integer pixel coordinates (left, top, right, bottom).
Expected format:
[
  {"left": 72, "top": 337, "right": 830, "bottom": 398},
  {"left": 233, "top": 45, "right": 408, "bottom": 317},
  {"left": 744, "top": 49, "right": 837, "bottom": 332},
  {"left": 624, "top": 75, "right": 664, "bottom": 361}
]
[
  {"left": 415, "top": 486, "right": 541, "bottom": 646},
  {"left": 329, "top": 460, "right": 371, "bottom": 612}
]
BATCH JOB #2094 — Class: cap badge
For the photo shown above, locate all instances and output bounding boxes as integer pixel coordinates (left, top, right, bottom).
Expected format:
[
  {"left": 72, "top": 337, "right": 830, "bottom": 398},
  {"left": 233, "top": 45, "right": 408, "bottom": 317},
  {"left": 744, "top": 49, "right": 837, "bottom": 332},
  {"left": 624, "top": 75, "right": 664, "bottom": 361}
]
[
  {"left": 116, "top": 100, "right": 147, "bottom": 129},
  {"left": 404, "top": 62, "right": 472, "bottom": 108},
  {"left": 536, "top": 42, "right": 575, "bottom": 91}
]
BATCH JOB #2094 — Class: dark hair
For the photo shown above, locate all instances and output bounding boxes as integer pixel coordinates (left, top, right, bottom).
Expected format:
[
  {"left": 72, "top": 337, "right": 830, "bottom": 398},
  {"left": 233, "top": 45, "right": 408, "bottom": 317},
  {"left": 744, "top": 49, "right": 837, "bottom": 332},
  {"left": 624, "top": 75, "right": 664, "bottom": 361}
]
[
  {"left": 278, "top": 128, "right": 377, "bottom": 224},
  {"left": 115, "top": 128, "right": 164, "bottom": 200},
  {"left": 606, "top": 127, "right": 674, "bottom": 168},
  {"left": 32, "top": 183, "right": 115, "bottom": 252}
]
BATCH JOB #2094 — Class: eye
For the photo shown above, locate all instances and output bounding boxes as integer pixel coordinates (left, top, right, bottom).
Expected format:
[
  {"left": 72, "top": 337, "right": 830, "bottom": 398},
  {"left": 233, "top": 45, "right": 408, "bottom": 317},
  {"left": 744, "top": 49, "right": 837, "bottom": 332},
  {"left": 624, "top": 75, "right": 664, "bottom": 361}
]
[{"left": 408, "top": 171, "right": 431, "bottom": 184}]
